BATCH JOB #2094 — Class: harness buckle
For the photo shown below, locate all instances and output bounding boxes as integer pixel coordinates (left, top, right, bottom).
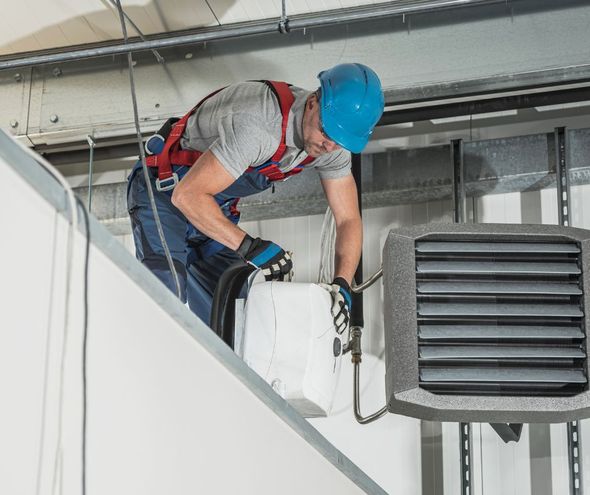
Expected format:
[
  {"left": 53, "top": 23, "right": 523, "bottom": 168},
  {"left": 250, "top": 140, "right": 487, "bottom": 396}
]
[
  {"left": 144, "top": 134, "right": 165, "bottom": 155},
  {"left": 155, "top": 173, "right": 179, "bottom": 192}
]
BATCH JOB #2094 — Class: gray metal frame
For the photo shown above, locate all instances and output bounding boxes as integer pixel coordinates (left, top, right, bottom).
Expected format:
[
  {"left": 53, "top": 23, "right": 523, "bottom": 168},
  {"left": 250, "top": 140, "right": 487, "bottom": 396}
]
[
  {"left": 568, "top": 420, "right": 583, "bottom": 495},
  {"left": 554, "top": 126, "right": 585, "bottom": 495},
  {"left": 556, "top": 126, "right": 573, "bottom": 228},
  {"left": 452, "top": 138, "right": 466, "bottom": 224},
  {"left": 382, "top": 222, "right": 590, "bottom": 423},
  {"left": 452, "top": 138, "right": 473, "bottom": 494},
  {"left": 460, "top": 422, "right": 473, "bottom": 495}
]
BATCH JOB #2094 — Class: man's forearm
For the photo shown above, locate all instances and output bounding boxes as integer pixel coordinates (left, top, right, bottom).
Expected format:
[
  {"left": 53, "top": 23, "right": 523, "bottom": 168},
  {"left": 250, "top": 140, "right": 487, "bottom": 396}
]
[
  {"left": 169, "top": 149, "right": 249, "bottom": 251},
  {"left": 333, "top": 217, "right": 363, "bottom": 285},
  {"left": 172, "top": 191, "right": 246, "bottom": 250}
]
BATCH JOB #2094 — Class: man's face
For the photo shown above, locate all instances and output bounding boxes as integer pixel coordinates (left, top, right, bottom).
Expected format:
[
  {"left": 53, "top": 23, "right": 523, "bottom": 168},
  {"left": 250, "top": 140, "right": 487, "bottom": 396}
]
[{"left": 302, "top": 94, "right": 341, "bottom": 157}]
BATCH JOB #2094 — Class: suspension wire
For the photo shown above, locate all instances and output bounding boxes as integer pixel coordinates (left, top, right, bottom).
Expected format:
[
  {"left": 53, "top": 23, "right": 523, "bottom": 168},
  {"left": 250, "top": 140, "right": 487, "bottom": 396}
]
[
  {"left": 107, "top": 0, "right": 165, "bottom": 63},
  {"left": 75, "top": 196, "right": 91, "bottom": 495},
  {"left": 86, "top": 135, "right": 95, "bottom": 212},
  {"left": 113, "top": 0, "right": 182, "bottom": 299}
]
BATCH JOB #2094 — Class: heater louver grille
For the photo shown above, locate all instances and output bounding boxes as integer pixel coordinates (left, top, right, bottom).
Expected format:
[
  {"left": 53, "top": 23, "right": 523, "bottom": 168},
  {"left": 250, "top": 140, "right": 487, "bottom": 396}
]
[{"left": 416, "top": 241, "right": 587, "bottom": 396}]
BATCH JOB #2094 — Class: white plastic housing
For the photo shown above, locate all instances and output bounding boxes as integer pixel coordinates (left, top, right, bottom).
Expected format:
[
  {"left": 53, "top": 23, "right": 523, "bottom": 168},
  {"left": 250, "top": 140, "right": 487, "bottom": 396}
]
[{"left": 242, "top": 282, "right": 342, "bottom": 417}]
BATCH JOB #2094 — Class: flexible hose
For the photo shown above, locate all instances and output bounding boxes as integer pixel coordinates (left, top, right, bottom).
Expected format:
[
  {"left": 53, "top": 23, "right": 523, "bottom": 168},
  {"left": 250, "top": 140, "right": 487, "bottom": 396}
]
[{"left": 318, "top": 206, "right": 336, "bottom": 283}]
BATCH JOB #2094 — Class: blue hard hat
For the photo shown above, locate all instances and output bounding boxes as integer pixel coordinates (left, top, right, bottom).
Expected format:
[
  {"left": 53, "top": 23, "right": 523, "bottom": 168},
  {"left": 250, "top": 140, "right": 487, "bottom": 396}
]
[{"left": 317, "top": 63, "right": 384, "bottom": 154}]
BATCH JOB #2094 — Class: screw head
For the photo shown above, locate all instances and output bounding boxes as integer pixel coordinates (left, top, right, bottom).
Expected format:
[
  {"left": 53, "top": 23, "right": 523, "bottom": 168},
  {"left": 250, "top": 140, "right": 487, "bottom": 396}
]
[
  {"left": 14, "top": 73, "right": 22, "bottom": 82},
  {"left": 52, "top": 67, "right": 62, "bottom": 77},
  {"left": 50, "top": 114, "right": 59, "bottom": 123},
  {"left": 9, "top": 120, "right": 18, "bottom": 128}
]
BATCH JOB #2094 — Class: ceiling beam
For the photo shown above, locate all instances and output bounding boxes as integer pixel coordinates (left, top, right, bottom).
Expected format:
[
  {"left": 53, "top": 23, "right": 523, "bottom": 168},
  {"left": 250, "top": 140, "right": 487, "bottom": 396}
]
[{"left": 0, "top": 0, "right": 507, "bottom": 70}]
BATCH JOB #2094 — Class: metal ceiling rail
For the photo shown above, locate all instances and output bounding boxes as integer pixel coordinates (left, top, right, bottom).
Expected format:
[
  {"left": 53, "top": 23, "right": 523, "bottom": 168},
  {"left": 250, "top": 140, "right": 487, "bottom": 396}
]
[
  {"left": 384, "top": 65, "right": 590, "bottom": 105},
  {"left": 379, "top": 86, "right": 590, "bottom": 125},
  {"left": 0, "top": 0, "right": 506, "bottom": 70}
]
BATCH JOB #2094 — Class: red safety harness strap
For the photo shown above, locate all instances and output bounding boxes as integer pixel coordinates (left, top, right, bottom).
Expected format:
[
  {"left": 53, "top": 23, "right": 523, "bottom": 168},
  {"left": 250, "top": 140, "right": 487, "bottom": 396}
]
[
  {"left": 268, "top": 82, "right": 294, "bottom": 163},
  {"left": 145, "top": 87, "right": 225, "bottom": 185}
]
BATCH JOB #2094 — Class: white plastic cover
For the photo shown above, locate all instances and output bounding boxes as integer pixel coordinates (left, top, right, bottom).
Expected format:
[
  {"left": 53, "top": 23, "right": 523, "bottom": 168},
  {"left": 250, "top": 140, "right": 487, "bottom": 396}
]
[{"left": 241, "top": 281, "right": 342, "bottom": 417}]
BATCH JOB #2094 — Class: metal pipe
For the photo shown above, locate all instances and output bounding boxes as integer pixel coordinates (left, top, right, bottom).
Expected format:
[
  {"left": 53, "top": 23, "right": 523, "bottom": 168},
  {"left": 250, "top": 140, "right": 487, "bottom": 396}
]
[
  {"left": 288, "top": 0, "right": 502, "bottom": 30},
  {"left": 354, "top": 362, "right": 388, "bottom": 425},
  {"left": 352, "top": 268, "right": 383, "bottom": 293},
  {"left": 0, "top": 22, "right": 274, "bottom": 70},
  {"left": 0, "top": 0, "right": 506, "bottom": 70},
  {"left": 350, "top": 326, "right": 388, "bottom": 424}
]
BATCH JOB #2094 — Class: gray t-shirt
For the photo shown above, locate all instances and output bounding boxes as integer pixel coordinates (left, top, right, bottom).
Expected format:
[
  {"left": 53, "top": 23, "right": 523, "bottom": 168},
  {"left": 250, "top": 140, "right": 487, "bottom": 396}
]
[{"left": 180, "top": 81, "right": 351, "bottom": 180}]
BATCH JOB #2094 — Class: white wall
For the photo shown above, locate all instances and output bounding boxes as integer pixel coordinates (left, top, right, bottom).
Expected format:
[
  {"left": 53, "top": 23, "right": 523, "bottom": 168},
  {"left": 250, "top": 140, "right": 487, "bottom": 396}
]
[{"left": 0, "top": 143, "right": 382, "bottom": 495}]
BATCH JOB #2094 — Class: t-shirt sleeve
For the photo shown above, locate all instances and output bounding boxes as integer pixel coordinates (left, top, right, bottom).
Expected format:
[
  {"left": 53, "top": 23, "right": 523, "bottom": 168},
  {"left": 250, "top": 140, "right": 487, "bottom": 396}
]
[
  {"left": 209, "top": 112, "right": 278, "bottom": 179},
  {"left": 315, "top": 148, "right": 352, "bottom": 180}
]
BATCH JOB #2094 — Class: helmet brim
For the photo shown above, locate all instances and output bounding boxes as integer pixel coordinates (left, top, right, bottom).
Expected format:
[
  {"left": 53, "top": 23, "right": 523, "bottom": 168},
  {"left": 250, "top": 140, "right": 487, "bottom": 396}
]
[{"left": 321, "top": 107, "right": 369, "bottom": 154}]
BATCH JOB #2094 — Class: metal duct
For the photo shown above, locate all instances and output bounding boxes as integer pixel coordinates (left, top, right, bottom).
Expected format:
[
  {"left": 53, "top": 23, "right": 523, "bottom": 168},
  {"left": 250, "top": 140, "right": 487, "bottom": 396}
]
[{"left": 383, "top": 223, "right": 590, "bottom": 423}]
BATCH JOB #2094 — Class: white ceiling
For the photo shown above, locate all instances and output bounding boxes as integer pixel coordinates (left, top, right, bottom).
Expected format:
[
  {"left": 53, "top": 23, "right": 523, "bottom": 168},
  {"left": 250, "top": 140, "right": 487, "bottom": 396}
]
[{"left": 0, "top": 0, "right": 379, "bottom": 56}]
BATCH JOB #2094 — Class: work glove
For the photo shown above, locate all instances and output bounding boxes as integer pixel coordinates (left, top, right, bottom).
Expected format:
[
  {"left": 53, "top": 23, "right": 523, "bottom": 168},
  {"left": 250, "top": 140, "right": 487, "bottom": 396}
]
[
  {"left": 236, "top": 234, "right": 293, "bottom": 281},
  {"left": 320, "top": 277, "right": 352, "bottom": 334}
]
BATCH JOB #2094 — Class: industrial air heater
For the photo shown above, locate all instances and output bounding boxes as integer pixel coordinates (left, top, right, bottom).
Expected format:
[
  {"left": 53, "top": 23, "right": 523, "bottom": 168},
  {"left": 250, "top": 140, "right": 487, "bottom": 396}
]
[{"left": 383, "top": 223, "right": 590, "bottom": 423}]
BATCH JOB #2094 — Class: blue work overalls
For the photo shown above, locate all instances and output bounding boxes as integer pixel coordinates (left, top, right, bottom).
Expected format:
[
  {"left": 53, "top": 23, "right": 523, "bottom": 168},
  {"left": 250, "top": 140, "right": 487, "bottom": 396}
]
[
  {"left": 127, "top": 161, "right": 276, "bottom": 325},
  {"left": 126, "top": 81, "right": 311, "bottom": 326}
]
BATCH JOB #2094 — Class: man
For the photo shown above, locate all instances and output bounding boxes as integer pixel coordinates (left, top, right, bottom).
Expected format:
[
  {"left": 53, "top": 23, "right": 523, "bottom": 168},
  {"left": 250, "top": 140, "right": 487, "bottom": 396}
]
[{"left": 127, "top": 63, "right": 384, "bottom": 333}]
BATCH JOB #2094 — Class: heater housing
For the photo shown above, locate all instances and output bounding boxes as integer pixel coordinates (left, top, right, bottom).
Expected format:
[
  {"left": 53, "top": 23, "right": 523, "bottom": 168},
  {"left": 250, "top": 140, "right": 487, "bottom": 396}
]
[{"left": 383, "top": 223, "right": 590, "bottom": 423}]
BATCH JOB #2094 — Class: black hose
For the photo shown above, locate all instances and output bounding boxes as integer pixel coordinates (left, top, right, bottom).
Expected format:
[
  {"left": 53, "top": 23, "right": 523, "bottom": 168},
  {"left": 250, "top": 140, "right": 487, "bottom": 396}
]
[
  {"left": 210, "top": 262, "right": 255, "bottom": 349},
  {"left": 351, "top": 153, "right": 364, "bottom": 328}
]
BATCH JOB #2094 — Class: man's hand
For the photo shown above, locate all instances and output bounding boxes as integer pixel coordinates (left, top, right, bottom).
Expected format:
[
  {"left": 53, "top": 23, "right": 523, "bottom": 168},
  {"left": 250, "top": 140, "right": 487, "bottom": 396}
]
[
  {"left": 237, "top": 234, "right": 293, "bottom": 281},
  {"left": 320, "top": 277, "right": 352, "bottom": 334}
]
